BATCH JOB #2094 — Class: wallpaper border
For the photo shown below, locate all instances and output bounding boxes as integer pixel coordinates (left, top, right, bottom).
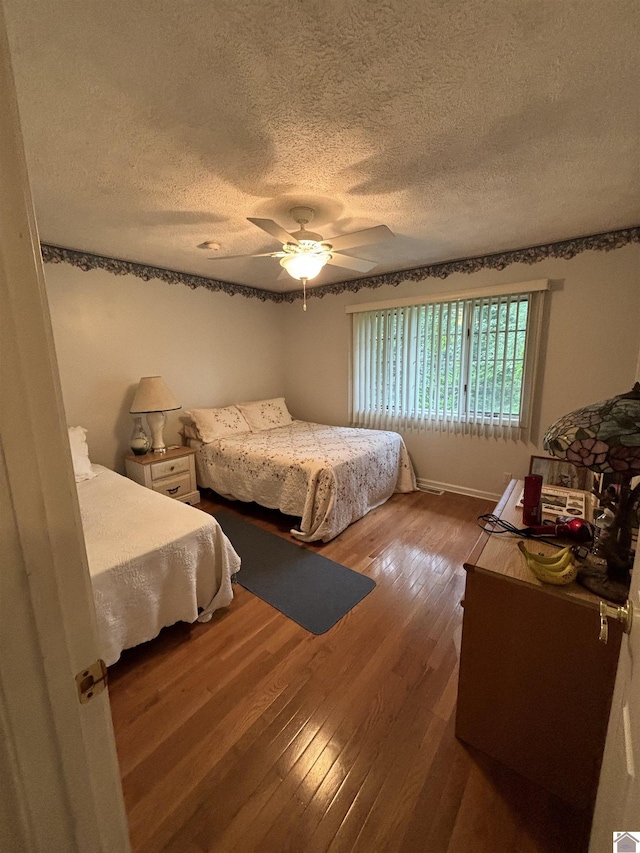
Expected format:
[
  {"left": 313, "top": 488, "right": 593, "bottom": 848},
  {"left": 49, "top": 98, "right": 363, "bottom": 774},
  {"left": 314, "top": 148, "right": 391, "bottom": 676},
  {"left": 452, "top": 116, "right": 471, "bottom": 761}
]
[{"left": 41, "top": 226, "right": 640, "bottom": 304}]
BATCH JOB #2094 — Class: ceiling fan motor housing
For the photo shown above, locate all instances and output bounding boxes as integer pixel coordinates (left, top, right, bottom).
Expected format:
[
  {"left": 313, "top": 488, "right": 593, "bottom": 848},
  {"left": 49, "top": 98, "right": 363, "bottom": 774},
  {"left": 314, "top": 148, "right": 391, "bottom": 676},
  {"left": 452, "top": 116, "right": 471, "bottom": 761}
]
[{"left": 290, "top": 229, "right": 325, "bottom": 243}]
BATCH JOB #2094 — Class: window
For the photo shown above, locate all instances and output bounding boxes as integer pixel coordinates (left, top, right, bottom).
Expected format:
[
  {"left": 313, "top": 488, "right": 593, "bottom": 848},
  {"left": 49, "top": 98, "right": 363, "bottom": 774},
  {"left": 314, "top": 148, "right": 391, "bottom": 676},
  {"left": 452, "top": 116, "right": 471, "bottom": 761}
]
[{"left": 349, "top": 282, "right": 547, "bottom": 439}]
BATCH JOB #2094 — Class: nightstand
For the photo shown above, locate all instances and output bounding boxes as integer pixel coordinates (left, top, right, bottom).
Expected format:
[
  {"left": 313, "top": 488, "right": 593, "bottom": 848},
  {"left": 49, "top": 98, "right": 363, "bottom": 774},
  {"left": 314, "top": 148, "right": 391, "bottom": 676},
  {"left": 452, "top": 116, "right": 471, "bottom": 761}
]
[{"left": 124, "top": 446, "right": 200, "bottom": 505}]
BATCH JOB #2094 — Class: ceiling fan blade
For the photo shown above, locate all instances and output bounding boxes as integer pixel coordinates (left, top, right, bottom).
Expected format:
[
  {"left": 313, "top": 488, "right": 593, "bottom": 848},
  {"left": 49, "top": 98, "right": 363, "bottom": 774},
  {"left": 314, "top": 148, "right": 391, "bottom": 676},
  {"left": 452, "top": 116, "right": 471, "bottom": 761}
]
[
  {"left": 208, "top": 252, "right": 277, "bottom": 260},
  {"left": 247, "top": 217, "right": 299, "bottom": 246},
  {"left": 323, "top": 224, "right": 394, "bottom": 252},
  {"left": 327, "top": 253, "right": 378, "bottom": 273}
]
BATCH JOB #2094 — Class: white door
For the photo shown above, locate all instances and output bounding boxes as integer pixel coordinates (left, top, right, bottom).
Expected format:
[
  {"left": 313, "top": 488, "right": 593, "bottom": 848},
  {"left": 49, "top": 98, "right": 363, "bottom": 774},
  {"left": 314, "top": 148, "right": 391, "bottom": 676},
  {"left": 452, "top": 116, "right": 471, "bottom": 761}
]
[
  {"left": 589, "top": 510, "right": 640, "bottom": 848},
  {"left": 0, "top": 6, "right": 130, "bottom": 851}
]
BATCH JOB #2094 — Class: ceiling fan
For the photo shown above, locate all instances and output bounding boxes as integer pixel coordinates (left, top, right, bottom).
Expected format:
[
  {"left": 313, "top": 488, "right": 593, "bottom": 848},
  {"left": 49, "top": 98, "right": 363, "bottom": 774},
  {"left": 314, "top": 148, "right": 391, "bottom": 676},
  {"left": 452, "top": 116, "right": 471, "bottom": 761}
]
[{"left": 210, "top": 206, "right": 394, "bottom": 310}]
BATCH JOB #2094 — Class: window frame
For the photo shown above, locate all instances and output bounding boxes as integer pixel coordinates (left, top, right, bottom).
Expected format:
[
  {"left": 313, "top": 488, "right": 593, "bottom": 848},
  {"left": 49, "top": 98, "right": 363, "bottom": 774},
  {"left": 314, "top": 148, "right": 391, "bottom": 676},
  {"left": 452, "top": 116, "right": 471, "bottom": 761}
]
[{"left": 347, "top": 279, "right": 548, "bottom": 439}]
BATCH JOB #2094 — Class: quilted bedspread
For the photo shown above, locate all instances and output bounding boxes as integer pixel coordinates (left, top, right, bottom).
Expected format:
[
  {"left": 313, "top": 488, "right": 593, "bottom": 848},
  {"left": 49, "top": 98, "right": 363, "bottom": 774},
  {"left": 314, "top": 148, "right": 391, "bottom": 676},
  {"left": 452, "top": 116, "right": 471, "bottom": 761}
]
[
  {"left": 194, "top": 420, "right": 417, "bottom": 542},
  {"left": 77, "top": 465, "right": 240, "bottom": 665}
]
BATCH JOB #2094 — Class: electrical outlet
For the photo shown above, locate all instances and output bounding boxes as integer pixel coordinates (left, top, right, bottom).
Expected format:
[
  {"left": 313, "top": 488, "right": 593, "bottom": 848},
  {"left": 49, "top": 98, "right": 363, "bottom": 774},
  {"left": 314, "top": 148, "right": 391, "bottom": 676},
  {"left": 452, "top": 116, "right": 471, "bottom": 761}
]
[{"left": 503, "top": 471, "right": 512, "bottom": 485}]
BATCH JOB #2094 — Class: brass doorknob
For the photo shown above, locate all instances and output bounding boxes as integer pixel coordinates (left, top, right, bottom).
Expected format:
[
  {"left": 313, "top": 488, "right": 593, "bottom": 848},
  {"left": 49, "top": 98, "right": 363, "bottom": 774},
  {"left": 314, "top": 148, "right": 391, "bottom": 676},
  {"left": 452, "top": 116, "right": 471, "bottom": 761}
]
[{"left": 599, "top": 599, "right": 633, "bottom": 644}]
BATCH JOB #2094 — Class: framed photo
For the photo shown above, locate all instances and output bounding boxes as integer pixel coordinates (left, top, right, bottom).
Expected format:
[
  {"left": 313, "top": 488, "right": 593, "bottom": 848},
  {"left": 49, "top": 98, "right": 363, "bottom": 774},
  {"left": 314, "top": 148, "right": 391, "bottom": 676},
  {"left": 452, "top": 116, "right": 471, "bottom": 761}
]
[
  {"left": 528, "top": 455, "right": 594, "bottom": 492},
  {"left": 594, "top": 472, "right": 624, "bottom": 510}
]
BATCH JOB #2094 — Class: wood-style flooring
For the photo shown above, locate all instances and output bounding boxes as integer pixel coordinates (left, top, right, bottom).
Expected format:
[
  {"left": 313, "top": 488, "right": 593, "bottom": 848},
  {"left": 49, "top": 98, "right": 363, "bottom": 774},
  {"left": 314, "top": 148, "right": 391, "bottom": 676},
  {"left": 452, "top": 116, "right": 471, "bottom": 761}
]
[{"left": 107, "top": 489, "right": 591, "bottom": 853}]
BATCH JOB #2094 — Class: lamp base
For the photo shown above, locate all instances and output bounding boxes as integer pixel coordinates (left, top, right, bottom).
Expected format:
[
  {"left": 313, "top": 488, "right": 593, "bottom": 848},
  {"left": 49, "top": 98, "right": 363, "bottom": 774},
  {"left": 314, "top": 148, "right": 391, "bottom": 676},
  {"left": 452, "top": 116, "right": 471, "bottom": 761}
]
[
  {"left": 146, "top": 411, "right": 167, "bottom": 454},
  {"left": 577, "top": 563, "right": 630, "bottom": 605}
]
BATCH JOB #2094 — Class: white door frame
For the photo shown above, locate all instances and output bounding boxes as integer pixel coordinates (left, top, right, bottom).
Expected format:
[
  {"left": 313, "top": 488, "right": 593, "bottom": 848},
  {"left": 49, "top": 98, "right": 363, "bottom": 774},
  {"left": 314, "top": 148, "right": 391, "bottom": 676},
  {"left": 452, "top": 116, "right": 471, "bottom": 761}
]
[
  {"left": 589, "top": 355, "right": 640, "bottom": 849},
  {"left": 0, "top": 5, "right": 130, "bottom": 850}
]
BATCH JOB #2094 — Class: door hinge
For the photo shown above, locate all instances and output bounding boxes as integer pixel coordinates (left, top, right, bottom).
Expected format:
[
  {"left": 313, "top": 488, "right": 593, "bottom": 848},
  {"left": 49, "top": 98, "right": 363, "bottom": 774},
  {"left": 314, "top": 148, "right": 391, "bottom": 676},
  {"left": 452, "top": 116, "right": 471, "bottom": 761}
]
[{"left": 76, "top": 659, "right": 108, "bottom": 704}]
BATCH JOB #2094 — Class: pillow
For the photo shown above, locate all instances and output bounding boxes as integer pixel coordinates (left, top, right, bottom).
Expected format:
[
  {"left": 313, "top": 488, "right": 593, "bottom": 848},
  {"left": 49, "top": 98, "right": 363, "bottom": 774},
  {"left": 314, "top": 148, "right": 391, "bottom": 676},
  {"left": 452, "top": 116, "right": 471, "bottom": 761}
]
[
  {"left": 181, "top": 422, "right": 200, "bottom": 440},
  {"left": 186, "top": 406, "right": 251, "bottom": 443},
  {"left": 236, "top": 397, "right": 293, "bottom": 432},
  {"left": 67, "top": 426, "right": 98, "bottom": 482}
]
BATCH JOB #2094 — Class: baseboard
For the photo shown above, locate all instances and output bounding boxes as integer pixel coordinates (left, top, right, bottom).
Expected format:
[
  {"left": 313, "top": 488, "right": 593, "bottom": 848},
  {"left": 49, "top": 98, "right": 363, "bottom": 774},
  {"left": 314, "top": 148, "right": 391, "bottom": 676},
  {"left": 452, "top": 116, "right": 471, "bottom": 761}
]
[{"left": 416, "top": 477, "right": 500, "bottom": 503}]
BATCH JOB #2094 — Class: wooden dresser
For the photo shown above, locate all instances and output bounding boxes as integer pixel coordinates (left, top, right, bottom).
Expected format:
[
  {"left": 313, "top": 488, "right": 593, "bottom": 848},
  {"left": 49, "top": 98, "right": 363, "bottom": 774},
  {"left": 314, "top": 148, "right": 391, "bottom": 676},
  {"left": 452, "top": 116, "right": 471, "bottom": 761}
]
[{"left": 456, "top": 479, "right": 621, "bottom": 811}]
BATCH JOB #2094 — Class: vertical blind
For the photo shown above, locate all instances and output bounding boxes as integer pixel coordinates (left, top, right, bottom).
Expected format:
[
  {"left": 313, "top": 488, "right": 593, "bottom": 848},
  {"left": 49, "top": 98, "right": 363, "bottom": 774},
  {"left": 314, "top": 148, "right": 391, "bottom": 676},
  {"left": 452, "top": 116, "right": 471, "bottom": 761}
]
[{"left": 351, "top": 289, "right": 544, "bottom": 439}]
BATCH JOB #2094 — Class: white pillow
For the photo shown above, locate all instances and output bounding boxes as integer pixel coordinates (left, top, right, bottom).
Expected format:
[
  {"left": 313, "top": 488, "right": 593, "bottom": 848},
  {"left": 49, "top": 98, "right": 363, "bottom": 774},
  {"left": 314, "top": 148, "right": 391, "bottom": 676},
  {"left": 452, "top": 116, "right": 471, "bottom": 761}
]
[
  {"left": 186, "top": 406, "right": 251, "bottom": 443},
  {"left": 67, "top": 426, "right": 98, "bottom": 482},
  {"left": 236, "top": 398, "right": 293, "bottom": 432}
]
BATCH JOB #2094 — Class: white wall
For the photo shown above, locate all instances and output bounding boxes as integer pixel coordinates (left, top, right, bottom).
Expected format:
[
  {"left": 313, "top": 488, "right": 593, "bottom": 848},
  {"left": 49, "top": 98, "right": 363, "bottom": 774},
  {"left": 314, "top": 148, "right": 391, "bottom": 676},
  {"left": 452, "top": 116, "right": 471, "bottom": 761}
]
[
  {"left": 44, "top": 245, "right": 639, "bottom": 495},
  {"left": 44, "top": 264, "right": 286, "bottom": 472},
  {"left": 282, "top": 245, "right": 640, "bottom": 498}
]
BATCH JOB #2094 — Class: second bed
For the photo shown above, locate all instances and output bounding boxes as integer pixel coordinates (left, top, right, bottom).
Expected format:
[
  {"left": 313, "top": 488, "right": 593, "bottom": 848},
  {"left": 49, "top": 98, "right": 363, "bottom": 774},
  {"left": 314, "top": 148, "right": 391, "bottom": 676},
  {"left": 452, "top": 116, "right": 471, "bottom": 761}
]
[{"left": 189, "top": 419, "right": 416, "bottom": 543}]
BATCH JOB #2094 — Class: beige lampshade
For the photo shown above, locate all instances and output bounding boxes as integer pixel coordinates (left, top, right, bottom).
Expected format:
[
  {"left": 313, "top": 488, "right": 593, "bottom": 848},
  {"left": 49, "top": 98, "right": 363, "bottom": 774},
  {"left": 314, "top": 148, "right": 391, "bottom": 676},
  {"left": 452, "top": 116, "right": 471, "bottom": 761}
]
[{"left": 130, "top": 376, "right": 181, "bottom": 413}]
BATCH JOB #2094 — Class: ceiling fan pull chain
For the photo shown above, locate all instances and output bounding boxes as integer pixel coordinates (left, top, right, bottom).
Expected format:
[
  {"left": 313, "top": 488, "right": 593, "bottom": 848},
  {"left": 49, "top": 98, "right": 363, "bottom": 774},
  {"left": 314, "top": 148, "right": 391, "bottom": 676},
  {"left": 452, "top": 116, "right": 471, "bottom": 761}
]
[{"left": 302, "top": 277, "right": 307, "bottom": 311}]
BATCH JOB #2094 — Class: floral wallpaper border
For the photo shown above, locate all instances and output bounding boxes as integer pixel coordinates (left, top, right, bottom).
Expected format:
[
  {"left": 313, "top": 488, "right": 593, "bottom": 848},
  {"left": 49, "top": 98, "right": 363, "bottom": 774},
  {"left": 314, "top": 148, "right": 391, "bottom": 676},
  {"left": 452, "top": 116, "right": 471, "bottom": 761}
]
[{"left": 41, "top": 226, "right": 640, "bottom": 305}]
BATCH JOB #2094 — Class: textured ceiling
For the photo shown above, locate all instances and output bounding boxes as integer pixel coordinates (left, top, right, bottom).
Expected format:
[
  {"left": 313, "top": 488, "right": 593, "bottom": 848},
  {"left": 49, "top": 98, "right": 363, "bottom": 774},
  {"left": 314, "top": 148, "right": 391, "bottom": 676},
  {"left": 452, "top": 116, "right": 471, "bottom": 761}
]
[{"left": 4, "top": 1, "right": 640, "bottom": 293}]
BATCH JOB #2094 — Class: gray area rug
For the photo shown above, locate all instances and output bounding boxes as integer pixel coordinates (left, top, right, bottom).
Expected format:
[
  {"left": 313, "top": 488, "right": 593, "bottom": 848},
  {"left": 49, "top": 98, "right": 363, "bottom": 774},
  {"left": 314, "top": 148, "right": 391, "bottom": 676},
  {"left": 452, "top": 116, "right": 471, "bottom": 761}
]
[{"left": 214, "top": 510, "right": 376, "bottom": 634}]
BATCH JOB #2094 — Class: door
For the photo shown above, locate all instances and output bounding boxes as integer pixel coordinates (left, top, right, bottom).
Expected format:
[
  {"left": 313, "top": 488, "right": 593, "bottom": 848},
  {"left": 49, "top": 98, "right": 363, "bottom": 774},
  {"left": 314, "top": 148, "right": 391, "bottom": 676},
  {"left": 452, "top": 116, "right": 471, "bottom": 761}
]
[
  {"left": 0, "top": 6, "right": 130, "bottom": 851},
  {"left": 589, "top": 507, "right": 640, "bottom": 847}
]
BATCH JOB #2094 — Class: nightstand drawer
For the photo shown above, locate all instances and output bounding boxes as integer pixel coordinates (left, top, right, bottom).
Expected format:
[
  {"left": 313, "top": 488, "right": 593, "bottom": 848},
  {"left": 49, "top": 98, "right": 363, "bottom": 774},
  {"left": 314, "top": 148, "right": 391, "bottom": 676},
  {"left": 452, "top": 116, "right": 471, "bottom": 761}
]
[
  {"left": 152, "top": 472, "right": 192, "bottom": 499},
  {"left": 151, "top": 455, "right": 190, "bottom": 481}
]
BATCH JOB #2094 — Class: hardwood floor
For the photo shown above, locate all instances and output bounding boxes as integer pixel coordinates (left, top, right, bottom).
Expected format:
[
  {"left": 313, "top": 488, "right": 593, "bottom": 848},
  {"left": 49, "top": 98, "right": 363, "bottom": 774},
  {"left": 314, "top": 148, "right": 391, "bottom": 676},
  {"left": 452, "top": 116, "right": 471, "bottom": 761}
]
[{"left": 107, "top": 490, "right": 591, "bottom": 853}]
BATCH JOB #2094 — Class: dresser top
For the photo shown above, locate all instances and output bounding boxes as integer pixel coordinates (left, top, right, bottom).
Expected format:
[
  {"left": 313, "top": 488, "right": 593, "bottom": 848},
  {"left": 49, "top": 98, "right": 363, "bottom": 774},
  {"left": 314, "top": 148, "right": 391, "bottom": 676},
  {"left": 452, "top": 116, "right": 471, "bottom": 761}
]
[{"left": 465, "top": 479, "right": 601, "bottom": 609}]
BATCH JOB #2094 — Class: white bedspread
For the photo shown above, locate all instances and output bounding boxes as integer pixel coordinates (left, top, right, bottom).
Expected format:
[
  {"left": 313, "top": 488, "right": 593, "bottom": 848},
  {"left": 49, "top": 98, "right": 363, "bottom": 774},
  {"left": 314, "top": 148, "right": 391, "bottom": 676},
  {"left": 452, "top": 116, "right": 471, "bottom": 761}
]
[
  {"left": 194, "top": 420, "right": 417, "bottom": 543},
  {"left": 77, "top": 465, "right": 240, "bottom": 666}
]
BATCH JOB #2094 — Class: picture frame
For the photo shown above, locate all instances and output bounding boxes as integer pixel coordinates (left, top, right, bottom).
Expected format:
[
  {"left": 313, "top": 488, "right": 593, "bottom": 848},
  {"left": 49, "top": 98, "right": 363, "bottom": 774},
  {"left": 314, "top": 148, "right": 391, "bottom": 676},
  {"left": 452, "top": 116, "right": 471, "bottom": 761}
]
[
  {"left": 528, "top": 455, "right": 594, "bottom": 492},
  {"left": 593, "top": 472, "right": 624, "bottom": 510}
]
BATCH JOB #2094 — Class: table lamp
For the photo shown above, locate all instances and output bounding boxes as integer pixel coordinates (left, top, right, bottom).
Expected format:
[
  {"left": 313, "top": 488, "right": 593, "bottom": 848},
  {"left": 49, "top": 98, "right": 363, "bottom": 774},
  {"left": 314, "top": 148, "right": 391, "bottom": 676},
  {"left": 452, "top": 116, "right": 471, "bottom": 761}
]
[
  {"left": 130, "top": 376, "right": 181, "bottom": 454},
  {"left": 543, "top": 383, "right": 640, "bottom": 604}
]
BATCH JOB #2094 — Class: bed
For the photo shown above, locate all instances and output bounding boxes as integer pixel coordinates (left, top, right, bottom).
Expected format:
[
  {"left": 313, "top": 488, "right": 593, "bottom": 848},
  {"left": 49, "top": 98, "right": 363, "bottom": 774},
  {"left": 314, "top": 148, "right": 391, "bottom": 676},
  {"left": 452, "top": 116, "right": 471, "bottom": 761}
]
[
  {"left": 184, "top": 401, "right": 417, "bottom": 543},
  {"left": 76, "top": 463, "right": 240, "bottom": 666}
]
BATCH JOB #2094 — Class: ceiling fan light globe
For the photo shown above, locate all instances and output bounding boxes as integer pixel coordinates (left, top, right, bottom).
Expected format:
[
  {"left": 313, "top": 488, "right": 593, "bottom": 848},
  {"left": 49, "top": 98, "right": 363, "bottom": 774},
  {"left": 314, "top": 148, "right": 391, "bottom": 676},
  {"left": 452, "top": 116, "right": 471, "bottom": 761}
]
[{"left": 280, "top": 252, "right": 327, "bottom": 281}]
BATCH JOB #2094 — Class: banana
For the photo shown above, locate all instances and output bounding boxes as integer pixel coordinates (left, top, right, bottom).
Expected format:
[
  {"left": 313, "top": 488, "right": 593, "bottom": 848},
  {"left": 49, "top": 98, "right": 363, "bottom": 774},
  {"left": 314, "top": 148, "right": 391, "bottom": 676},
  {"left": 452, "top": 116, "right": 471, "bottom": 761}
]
[
  {"left": 530, "top": 560, "right": 578, "bottom": 585},
  {"left": 517, "top": 543, "right": 574, "bottom": 567},
  {"left": 517, "top": 541, "right": 578, "bottom": 585}
]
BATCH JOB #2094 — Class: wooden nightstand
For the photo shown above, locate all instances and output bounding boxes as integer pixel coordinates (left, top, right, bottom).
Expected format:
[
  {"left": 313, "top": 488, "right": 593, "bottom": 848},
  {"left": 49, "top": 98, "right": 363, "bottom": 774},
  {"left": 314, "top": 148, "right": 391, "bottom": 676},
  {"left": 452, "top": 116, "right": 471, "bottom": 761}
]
[{"left": 124, "top": 446, "right": 200, "bottom": 505}]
